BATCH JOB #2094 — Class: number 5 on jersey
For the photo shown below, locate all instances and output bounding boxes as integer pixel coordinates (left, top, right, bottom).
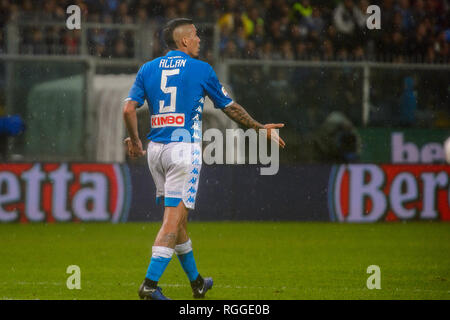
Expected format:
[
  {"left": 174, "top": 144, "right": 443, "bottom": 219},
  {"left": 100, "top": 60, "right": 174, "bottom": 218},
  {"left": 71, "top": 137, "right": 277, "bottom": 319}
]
[{"left": 159, "top": 69, "right": 179, "bottom": 113}]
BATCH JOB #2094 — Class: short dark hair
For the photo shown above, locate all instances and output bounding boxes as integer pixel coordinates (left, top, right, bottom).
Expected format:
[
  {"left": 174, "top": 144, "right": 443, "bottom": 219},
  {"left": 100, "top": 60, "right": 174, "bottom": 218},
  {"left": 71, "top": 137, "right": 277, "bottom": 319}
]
[{"left": 162, "top": 18, "right": 193, "bottom": 50}]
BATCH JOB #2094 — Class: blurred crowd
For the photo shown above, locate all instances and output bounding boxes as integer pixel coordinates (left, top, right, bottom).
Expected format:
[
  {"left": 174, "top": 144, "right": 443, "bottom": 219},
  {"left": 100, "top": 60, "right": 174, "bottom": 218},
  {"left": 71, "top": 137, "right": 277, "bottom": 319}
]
[
  {"left": 0, "top": 0, "right": 449, "bottom": 62},
  {"left": 217, "top": 0, "right": 450, "bottom": 63}
]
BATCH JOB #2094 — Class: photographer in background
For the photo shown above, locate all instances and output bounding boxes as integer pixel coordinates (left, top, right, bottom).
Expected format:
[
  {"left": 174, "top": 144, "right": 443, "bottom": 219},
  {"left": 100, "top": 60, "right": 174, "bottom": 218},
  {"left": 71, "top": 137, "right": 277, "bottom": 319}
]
[{"left": 311, "top": 111, "right": 361, "bottom": 163}]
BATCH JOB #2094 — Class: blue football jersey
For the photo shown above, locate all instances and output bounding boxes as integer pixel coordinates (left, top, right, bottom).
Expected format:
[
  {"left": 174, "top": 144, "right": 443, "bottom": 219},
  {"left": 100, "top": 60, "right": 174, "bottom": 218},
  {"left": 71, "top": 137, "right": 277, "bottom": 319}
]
[{"left": 126, "top": 50, "right": 233, "bottom": 143}]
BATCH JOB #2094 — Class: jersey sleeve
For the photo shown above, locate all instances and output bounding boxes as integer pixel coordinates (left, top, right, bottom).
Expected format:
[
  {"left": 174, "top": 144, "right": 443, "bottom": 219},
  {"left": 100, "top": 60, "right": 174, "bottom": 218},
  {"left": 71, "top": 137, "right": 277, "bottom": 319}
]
[
  {"left": 126, "top": 66, "right": 146, "bottom": 107},
  {"left": 203, "top": 66, "right": 233, "bottom": 109}
]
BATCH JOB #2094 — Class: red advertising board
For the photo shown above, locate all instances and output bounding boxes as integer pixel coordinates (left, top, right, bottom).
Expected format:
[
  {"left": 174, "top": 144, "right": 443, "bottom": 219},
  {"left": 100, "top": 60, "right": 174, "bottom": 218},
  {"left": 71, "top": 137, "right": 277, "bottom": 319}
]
[
  {"left": 2, "top": 163, "right": 449, "bottom": 223},
  {"left": 329, "top": 164, "right": 450, "bottom": 222},
  {"left": 0, "top": 163, "right": 130, "bottom": 223}
]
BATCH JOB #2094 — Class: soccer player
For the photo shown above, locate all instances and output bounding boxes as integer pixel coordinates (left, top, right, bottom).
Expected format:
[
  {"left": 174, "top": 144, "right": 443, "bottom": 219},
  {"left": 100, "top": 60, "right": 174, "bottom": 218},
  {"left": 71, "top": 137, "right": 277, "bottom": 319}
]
[{"left": 123, "top": 18, "right": 285, "bottom": 300}]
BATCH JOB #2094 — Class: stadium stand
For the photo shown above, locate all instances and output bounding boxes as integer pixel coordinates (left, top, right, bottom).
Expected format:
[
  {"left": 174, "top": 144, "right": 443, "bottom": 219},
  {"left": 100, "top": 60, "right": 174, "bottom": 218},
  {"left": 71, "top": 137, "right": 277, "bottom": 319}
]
[{"left": 0, "top": 0, "right": 448, "bottom": 63}]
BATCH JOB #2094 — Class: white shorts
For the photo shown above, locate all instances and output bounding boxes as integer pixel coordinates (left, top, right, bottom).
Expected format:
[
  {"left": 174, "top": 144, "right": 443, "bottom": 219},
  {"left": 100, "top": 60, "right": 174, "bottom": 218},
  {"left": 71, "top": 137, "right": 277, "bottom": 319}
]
[{"left": 147, "top": 141, "right": 202, "bottom": 210}]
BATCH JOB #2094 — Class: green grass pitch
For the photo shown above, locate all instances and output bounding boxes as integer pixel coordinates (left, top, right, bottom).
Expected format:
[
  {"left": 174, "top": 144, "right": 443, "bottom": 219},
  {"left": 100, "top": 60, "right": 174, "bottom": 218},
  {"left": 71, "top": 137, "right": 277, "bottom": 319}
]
[{"left": 0, "top": 222, "right": 449, "bottom": 300}]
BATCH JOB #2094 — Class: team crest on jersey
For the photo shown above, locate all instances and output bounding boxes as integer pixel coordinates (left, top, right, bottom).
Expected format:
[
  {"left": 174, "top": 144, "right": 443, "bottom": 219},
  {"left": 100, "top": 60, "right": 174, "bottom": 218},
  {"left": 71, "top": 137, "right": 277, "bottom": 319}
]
[{"left": 221, "top": 86, "right": 229, "bottom": 97}]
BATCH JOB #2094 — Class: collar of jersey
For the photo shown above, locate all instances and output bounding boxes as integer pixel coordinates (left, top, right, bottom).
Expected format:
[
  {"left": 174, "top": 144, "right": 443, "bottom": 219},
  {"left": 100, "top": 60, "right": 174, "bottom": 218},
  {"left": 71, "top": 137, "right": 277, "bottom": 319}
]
[{"left": 166, "top": 50, "right": 190, "bottom": 58}]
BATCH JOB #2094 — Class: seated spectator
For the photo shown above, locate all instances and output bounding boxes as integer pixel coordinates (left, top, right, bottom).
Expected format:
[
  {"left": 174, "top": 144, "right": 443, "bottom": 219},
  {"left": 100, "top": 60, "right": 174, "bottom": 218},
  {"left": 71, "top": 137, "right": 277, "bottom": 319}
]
[
  {"left": 398, "top": 76, "right": 417, "bottom": 127},
  {"left": 252, "top": 23, "right": 266, "bottom": 47},
  {"left": 93, "top": 43, "right": 107, "bottom": 58},
  {"left": 321, "top": 39, "right": 335, "bottom": 60},
  {"left": 136, "top": 6, "right": 149, "bottom": 25},
  {"left": 242, "top": 39, "right": 258, "bottom": 59},
  {"left": 192, "top": 2, "right": 210, "bottom": 23},
  {"left": 280, "top": 40, "right": 295, "bottom": 60},
  {"left": 336, "top": 47, "right": 349, "bottom": 61},
  {"left": 292, "top": 0, "right": 313, "bottom": 23},
  {"left": 218, "top": 0, "right": 239, "bottom": 31},
  {"left": 31, "top": 29, "right": 46, "bottom": 55},
  {"left": 293, "top": 41, "right": 307, "bottom": 60},
  {"left": 300, "top": 6, "right": 325, "bottom": 36},
  {"left": 407, "top": 21, "right": 431, "bottom": 62},
  {"left": 352, "top": 45, "right": 365, "bottom": 60},
  {"left": 219, "top": 24, "right": 234, "bottom": 52},
  {"left": 223, "top": 40, "right": 240, "bottom": 59},
  {"left": 267, "top": 20, "right": 286, "bottom": 47},
  {"left": 260, "top": 41, "right": 275, "bottom": 59},
  {"left": 235, "top": 25, "right": 247, "bottom": 51},
  {"left": 397, "top": 0, "right": 415, "bottom": 31},
  {"left": 390, "top": 31, "right": 406, "bottom": 60},
  {"left": 63, "top": 30, "right": 80, "bottom": 55},
  {"left": 112, "top": 38, "right": 129, "bottom": 58},
  {"left": 241, "top": 7, "right": 264, "bottom": 38}
]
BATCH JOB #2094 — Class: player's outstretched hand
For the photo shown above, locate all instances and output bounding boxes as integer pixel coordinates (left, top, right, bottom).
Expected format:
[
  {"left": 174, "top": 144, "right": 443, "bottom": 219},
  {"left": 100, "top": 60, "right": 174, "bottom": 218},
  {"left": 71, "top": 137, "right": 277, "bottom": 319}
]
[
  {"left": 124, "top": 137, "right": 146, "bottom": 158},
  {"left": 263, "top": 123, "right": 286, "bottom": 149}
]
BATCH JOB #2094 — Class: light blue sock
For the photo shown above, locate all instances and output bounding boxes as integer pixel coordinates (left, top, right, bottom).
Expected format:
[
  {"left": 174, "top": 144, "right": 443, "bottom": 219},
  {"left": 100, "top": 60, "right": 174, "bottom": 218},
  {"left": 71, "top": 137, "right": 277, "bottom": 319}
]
[
  {"left": 175, "top": 239, "right": 199, "bottom": 282},
  {"left": 178, "top": 251, "right": 200, "bottom": 282},
  {"left": 146, "top": 246, "right": 174, "bottom": 282}
]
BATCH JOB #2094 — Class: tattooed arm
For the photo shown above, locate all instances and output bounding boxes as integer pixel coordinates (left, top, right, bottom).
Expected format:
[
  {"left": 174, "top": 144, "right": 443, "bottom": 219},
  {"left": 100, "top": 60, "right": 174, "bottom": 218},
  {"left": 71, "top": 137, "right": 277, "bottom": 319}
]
[
  {"left": 222, "top": 102, "right": 286, "bottom": 148},
  {"left": 222, "top": 102, "right": 264, "bottom": 131}
]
